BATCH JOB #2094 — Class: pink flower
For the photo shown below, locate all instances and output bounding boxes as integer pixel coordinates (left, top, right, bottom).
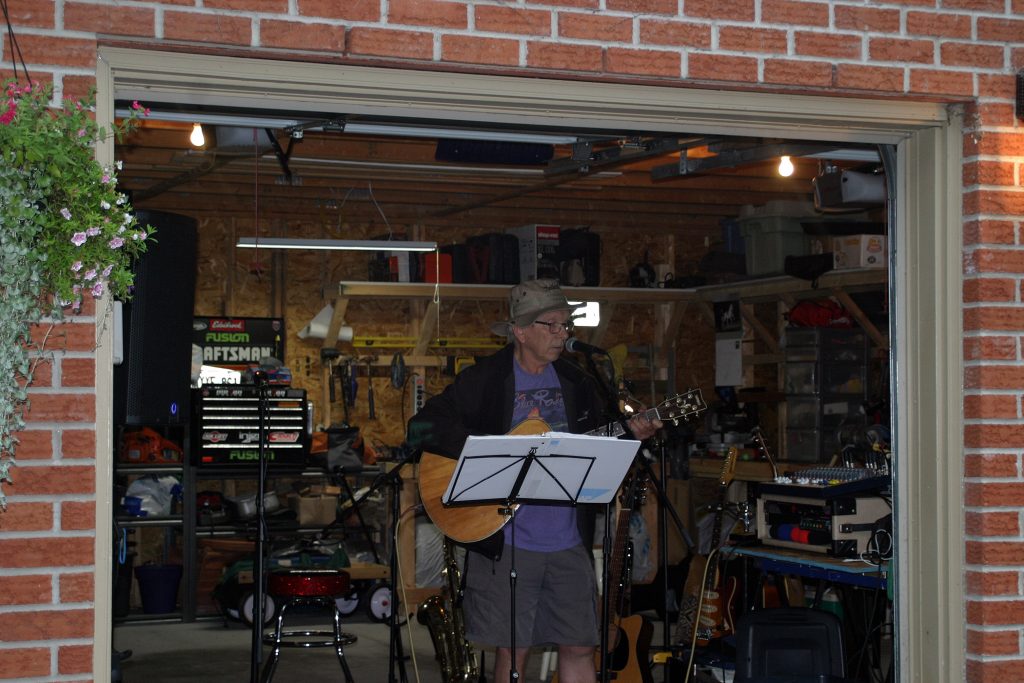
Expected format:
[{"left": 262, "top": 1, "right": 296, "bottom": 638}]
[
  {"left": 101, "top": 173, "right": 111, "bottom": 183},
  {"left": 86, "top": 226, "right": 101, "bottom": 237},
  {"left": 83, "top": 268, "right": 97, "bottom": 281},
  {"left": 71, "top": 261, "right": 83, "bottom": 272},
  {"left": 71, "top": 232, "right": 87, "bottom": 246},
  {"left": 91, "top": 281, "right": 105, "bottom": 298},
  {"left": 108, "top": 237, "right": 124, "bottom": 249},
  {"left": 102, "top": 264, "right": 114, "bottom": 277},
  {"left": 77, "top": 128, "right": 86, "bottom": 138},
  {"left": 61, "top": 208, "right": 72, "bottom": 220}
]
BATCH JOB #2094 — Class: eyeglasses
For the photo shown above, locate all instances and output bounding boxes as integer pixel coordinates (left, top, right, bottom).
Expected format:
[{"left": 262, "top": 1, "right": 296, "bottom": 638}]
[{"left": 532, "top": 320, "right": 574, "bottom": 335}]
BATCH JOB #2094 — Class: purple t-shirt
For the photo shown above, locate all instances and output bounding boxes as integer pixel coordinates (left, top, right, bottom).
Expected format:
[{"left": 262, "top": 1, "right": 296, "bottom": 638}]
[{"left": 506, "top": 359, "right": 579, "bottom": 551}]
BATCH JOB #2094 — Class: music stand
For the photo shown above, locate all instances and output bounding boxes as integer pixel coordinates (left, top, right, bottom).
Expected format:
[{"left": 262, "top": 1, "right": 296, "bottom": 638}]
[{"left": 444, "top": 433, "right": 640, "bottom": 683}]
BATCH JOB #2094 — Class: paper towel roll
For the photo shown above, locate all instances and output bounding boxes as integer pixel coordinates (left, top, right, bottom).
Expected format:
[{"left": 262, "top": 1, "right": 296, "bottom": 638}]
[{"left": 297, "top": 304, "right": 354, "bottom": 341}]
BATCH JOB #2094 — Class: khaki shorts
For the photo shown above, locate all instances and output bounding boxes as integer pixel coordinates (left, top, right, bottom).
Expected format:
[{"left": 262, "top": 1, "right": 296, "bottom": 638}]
[{"left": 463, "top": 544, "right": 598, "bottom": 648}]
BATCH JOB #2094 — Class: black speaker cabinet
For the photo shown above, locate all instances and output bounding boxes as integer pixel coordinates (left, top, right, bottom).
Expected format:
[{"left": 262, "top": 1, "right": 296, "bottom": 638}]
[{"left": 114, "top": 211, "right": 198, "bottom": 426}]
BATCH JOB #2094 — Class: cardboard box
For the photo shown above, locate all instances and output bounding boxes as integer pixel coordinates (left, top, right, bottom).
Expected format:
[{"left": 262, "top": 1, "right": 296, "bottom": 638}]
[
  {"left": 506, "top": 224, "right": 559, "bottom": 282},
  {"left": 833, "top": 234, "right": 887, "bottom": 269},
  {"left": 288, "top": 494, "right": 338, "bottom": 526}
]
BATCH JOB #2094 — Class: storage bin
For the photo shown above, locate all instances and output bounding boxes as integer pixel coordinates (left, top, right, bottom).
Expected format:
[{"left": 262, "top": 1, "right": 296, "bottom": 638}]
[
  {"left": 823, "top": 363, "right": 868, "bottom": 395},
  {"left": 784, "top": 362, "right": 819, "bottom": 395},
  {"left": 783, "top": 328, "right": 867, "bottom": 362},
  {"left": 134, "top": 563, "right": 183, "bottom": 614},
  {"left": 787, "top": 397, "right": 862, "bottom": 430},
  {"left": 739, "top": 215, "right": 807, "bottom": 276}
]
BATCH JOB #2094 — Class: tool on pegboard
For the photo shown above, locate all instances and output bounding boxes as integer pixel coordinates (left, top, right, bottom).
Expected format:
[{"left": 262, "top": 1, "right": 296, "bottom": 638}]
[
  {"left": 410, "top": 373, "right": 426, "bottom": 416},
  {"left": 366, "top": 359, "right": 376, "bottom": 420}
]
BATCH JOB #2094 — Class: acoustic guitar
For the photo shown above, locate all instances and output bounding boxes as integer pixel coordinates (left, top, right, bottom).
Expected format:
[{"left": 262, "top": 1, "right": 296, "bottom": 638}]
[{"left": 418, "top": 389, "right": 707, "bottom": 544}]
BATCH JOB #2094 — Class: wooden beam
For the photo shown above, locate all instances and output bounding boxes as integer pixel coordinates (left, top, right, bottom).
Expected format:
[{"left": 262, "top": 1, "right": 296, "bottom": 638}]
[
  {"left": 832, "top": 289, "right": 889, "bottom": 350},
  {"left": 740, "top": 303, "right": 780, "bottom": 354}
]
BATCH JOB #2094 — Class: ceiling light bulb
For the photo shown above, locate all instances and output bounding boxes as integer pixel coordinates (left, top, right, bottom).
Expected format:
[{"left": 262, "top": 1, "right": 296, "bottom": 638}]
[
  {"left": 189, "top": 123, "right": 205, "bottom": 147},
  {"left": 778, "top": 155, "right": 795, "bottom": 177}
]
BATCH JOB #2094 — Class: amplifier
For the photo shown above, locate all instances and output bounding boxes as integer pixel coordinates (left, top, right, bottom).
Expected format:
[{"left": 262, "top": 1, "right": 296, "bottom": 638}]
[
  {"left": 756, "top": 490, "right": 890, "bottom": 557},
  {"left": 193, "top": 386, "right": 311, "bottom": 466}
]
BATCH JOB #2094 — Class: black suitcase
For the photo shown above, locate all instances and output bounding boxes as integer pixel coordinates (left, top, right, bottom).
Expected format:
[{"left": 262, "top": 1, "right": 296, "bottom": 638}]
[
  {"left": 441, "top": 243, "right": 471, "bottom": 283},
  {"left": 467, "top": 233, "right": 520, "bottom": 284},
  {"left": 557, "top": 227, "right": 601, "bottom": 286}
]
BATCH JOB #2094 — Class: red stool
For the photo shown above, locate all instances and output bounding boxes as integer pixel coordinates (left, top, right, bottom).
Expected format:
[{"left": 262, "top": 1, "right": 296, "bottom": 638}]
[{"left": 261, "top": 569, "right": 357, "bottom": 683}]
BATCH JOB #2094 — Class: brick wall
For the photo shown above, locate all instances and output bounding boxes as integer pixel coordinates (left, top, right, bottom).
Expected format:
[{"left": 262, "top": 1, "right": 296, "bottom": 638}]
[
  {"left": 0, "top": 296, "right": 97, "bottom": 682},
  {"left": 2, "top": 1, "right": 1023, "bottom": 681}
]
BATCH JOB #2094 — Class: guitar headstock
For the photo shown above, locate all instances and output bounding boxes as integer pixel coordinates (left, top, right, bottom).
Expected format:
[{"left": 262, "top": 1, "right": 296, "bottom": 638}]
[
  {"left": 657, "top": 388, "right": 708, "bottom": 426},
  {"left": 720, "top": 447, "right": 739, "bottom": 488}
]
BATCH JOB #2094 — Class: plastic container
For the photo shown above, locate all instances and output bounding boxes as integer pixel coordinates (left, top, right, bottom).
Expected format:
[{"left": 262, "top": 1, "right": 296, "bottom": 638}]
[
  {"left": 784, "top": 362, "right": 819, "bottom": 395},
  {"left": 738, "top": 215, "right": 808, "bottom": 275},
  {"left": 134, "top": 564, "right": 183, "bottom": 614}
]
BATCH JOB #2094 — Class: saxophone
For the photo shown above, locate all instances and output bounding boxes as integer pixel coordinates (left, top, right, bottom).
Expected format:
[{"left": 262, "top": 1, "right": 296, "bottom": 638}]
[{"left": 417, "top": 538, "right": 481, "bottom": 683}]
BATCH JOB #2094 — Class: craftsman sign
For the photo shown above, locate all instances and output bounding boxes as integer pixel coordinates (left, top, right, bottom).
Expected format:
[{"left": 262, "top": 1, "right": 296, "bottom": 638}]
[{"left": 193, "top": 317, "right": 284, "bottom": 370}]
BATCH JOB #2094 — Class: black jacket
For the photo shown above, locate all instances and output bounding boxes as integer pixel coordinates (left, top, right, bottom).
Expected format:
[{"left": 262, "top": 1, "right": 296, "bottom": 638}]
[{"left": 407, "top": 344, "right": 612, "bottom": 552}]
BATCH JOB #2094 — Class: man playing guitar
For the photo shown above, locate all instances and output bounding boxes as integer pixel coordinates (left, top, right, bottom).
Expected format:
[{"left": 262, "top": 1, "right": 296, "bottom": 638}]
[{"left": 408, "top": 278, "right": 660, "bottom": 683}]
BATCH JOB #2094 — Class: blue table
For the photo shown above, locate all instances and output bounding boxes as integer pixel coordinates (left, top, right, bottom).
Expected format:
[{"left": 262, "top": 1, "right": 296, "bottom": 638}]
[{"left": 727, "top": 544, "right": 888, "bottom": 591}]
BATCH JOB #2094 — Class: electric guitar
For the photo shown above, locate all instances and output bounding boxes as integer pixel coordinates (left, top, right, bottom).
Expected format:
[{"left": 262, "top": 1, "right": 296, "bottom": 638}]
[
  {"left": 418, "top": 389, "right": 706, "bottom": 544},
  {"left": 675, "top": 447, "right": 738, "bottom": 647}
]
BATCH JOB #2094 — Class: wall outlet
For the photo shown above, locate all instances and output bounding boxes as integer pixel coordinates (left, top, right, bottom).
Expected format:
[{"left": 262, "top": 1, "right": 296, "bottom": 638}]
[{"left": 410, "top": 374, "right": 426, "bottom": 415}]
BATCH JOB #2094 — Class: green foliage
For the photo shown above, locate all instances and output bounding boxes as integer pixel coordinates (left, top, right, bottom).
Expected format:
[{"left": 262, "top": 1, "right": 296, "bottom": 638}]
[{"left": 0, "top": 80, "right": 154, "bottom": 508}]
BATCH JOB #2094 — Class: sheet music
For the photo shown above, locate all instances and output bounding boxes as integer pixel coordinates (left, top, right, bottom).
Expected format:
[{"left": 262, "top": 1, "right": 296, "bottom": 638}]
[{"left": 442, "top": 432, "right": 639, "bottom": 506}]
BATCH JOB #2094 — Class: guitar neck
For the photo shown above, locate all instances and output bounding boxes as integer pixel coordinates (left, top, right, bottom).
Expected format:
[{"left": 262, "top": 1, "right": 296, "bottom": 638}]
[{"left": 586, "top": 407, "right": 662, "bottom": 439}]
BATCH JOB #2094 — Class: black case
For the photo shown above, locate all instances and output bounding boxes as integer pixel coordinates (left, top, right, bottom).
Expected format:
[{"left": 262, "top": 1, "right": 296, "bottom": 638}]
[
  {"left": 467, "top": 233, "right": 520, "bottom": 284},
  {"left": 441, "top": 243, "right": 471, "bottom": 283},
  {"left": 557, "top": 227, "right": 601, "bottom": 286}
]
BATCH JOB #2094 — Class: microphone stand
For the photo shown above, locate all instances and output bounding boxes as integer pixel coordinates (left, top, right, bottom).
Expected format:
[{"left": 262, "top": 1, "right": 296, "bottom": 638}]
[{"left": 249, "top": 371, "right": 270, "bottom": 683}]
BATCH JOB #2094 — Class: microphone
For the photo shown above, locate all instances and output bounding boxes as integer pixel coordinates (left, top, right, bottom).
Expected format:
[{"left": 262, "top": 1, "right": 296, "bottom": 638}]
[{"left": 565, "top": 337, "right": 608, "bottom": 356}]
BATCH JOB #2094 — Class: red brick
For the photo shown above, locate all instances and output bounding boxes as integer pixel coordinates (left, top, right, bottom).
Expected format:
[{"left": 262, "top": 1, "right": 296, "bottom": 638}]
[
  {"left": 964, "top": 336, "right": 1018, "bottom": 361},
  {"left": 965, "top": 365, "right": 1024, "bottom": 390},
  {"left": 347, "top": 28, "right": 433, "bottom": 59},
  {"left": 442, "top": 35, "right": 519, "bottom": 67},
  {"left": 688, "top": 53, "right": 758, "bottom": 83},
  {"left": 906, "top": 11, "right": 973, "bottom": 38},
  {"left": 297, "top": 0, "right": 379, "bottom": 20},
  {"left": 967, "top": 628, "right": 1021, "bottom": 656},
  {"left": 1014, "top": 47, "right": 1024, "bottom": 69},
  {"left": 0, "top": 608, "right": 93, "bottom": 640},
  {"left": 605, "top": 47, "right": 681, "bottom": 78},
  {"left": 32, "top": 321, "right": 95, "bottom": 352},
  {"left": 64, "top": 2, "right": 155, "bottom": 36},
  {"left": 60, "top": 358, "right": 94, "bottom": 388},
  {"left": 639, "top": 20, "right": 712, "bottom": 48},
  {"left": 964, "top": 277, "right": 1017, "bottom": 302},
  {"left": 2, "top": 35, "right": 95, "bottom": 68},
  {"left": 835, "top": 64, "right": 904, "bottom": 93},
  {"left": 0, "top": 538, "right": 93, "bottom": 568},
  {"left": 529, "top": 0, "right": 599, "bottom": 7},
  {"left": 558, "top": 12, "right": 633, "bottom": 43},
  {"left": 59, "top": 572, "right": 94, "bottom": 603},
  {"left": 61, "top": 75, "right": 98, "bottom": 102},
  {"left": 965, "top": 190, "right": 1024, "bottom": 218},
  {"left": 941, "top": 42, "right": 1006, "bottom": 69},
  {"left": 719, "top": 27, "right": 788, "bottom": 54},
  {"left": 964, "top": 161, "right": 1017, "bottom": 187},
  {"left": 761, "top": 0, "right": 829, "bottom": 26},
  {"left": 794, "top": 31, "right": 862, "bottom": 60},
  {"left": 869, "top": 37, "right": 934, "bottom": 64},
  {"left": 0, "top": 502, "right": 53, "bottom": 532},
  {"left": 977, "top": 73, "right": 1017, "bottom": 99},
  {"left": 972, "top": 132, "right": 1024, "bottom": 157},
  {"left": 259, "top": 20, "right": 346, "bottom": 52},
  {"left": 22, "top": 394, "right": 95, "bottom": 424},
  {"left": 61, "top": 430, "right": 96, "bottom": 459},
  {"left": 6, "top": 0, "right": 55, "bottom": 28},
  {"left": 61, "top": 501, "right": 96, "bottom": 531},
  {"left": 58, "top": 645, "right": 92, "bottom": 675},
  {"left": 967, "top": 659, "right": 1024, "bottom": 682},
  {"left": 163, "top": 10, "right": 252, "bottom": 45},
  {"left": 0, "top": 575, "right": 52, "bottom": 605},
  {"left": 475, "top": 5, "right": 552, "bottom": 35},
  {"left": 970, "top": 103, "right": 1020, "bottom": 128},
  {"left": 834, "top": 5, "right": 900, "bottom": 33},
  {"left": 965, "top": 570, "right": 1020, "bottom": 596},
  {"left": 26, "top": 359, "right": 52, "bottom": 388},
  {"left": 0, "top": 649, "right": 49, "bottom": 679},
  {"left": 909, "top": 69, "right": 975, "bottom": 97},
  {"left": 10, "top": 465, "right": 95, "bottom": 495},
  {"left": 11, "top": 430, "right": 53, "bottom": 460},
  {"left": 607, "top": 0, "right": 675, "bottom": 13},
  {"left": 526, "top": 42, "right": 603, "bottom": 72},
  {"left": 965, "top": 453, "right": 1020, "bottom": 478},
  {"left": 978, "top": 17, "right": 1024, "bottom": 43},
  {"left": 389, "top": 0, "right": 467, "bottom": 28},
  {"left": 966, "top": 481, "right": 1024, "bottom": 507},
  {"left": 964, "top": 220, "right": 1016, "bottom": 246},
  {"left": 763, "top": 59, "right": 832, "bottom": 87},
  {"left": 965, "top": 511, "right": 1022, "bottom": 536},
  {"left": 966, "top": 596, "right": 1024, "bottom": 624},
  {"left": 205, "top": 0, "right": 287, "bottom": 9},
  {"left": 684, "top": 0, "right": 754, "bottom": 21}
]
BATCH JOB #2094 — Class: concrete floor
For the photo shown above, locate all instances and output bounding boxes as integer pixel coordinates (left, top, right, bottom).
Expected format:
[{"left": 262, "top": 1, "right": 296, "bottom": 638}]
[{"left": 115, "top": 614, "right": 551, "bottom": 683}]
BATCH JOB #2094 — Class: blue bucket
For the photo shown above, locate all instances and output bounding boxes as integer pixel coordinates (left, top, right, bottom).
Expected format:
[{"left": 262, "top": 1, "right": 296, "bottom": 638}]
[{"left": 134, "top": 564, "right": 183, "bottom": 614}]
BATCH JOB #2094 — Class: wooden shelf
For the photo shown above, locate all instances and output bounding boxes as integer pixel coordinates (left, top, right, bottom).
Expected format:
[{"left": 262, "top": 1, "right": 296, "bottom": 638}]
[{"left": 336, "top": 280, "right": 692, "bottom": 304}]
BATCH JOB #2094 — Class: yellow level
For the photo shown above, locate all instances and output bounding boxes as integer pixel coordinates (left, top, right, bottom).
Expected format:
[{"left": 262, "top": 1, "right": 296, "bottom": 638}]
[{"left": 350, "top": 336, "right": 504, "bottom": 349}]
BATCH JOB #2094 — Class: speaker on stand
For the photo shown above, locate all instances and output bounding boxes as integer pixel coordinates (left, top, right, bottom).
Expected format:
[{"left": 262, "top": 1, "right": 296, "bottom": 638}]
[{"left": 113, "top": 210, "right": 198, "bottom": 426}]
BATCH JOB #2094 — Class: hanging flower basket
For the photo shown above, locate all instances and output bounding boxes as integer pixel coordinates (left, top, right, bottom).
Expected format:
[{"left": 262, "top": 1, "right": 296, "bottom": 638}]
[{"left": 0, "top": 80, "right": 153, "bottom": 508}]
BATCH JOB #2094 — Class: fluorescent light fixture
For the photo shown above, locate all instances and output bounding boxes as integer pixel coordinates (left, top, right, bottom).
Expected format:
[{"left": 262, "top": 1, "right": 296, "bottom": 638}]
[
  {"left": 236, "top": 237, "right": 437, "bottom": 252},
  {"left": 570, "top": 301, "right": 600, "bottom": 327},
  {"left": 117, "top": 108, "right": 579, "bottom": 145}
]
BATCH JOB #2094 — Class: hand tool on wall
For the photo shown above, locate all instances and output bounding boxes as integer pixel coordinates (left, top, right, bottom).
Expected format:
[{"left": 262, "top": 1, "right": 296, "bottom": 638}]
[{"left": 366, "top": 359, "right": 376, "bottom": 420}]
